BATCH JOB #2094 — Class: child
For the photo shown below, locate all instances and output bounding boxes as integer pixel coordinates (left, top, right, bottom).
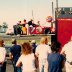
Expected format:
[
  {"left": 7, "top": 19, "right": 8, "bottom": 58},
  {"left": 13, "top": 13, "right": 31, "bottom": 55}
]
[{"left": 16, "top": 42, "right": 36, "bottom": 72}]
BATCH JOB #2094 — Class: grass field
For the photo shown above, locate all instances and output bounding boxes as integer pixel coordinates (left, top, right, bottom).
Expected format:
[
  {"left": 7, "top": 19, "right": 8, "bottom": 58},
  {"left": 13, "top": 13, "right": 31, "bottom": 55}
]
[{"left": 3, "top": 35, "right": 51, "bottom": 45}]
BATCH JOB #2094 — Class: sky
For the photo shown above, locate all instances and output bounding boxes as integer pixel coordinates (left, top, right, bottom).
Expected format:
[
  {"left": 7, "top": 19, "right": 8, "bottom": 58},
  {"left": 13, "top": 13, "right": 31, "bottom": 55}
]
[{"left": 0, "top": 0, "right": 72, "bottom": 28}]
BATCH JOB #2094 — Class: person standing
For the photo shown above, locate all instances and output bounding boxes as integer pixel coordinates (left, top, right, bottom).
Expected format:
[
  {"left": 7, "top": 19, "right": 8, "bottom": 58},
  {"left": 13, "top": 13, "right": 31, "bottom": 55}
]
[
  {"left": 46, "top": 42, "right": 64, "bottom": 72},
  {"left": 28, "top": 19, "right": 33, "bottom": 26},
  {"left": 21, "top": 19, "right": 27, "bottom": 35},
  {"left": 17, "top": 21, "right": 22, "bottom": 35},
  {"left": 61, "top": 36, "right": 72, "bottom": 72},
  {"left": 35, "top": 37, "right": 51, "bottom": 72},
  {"left": 16, "top": 42, "right": 36, "bottom": 72},
  {"left": 31, "top": 40, "right": 37, "bottom": 54},
  {"left": 37, "top": 21, "right": 40, "bottom": 26},
  {"left": 28, "top": 19, "right": 34, "bottom": 34},
  {"left": 9, "top": 39, "right": 21, "bottom": 72},
  {"left": 13, "top": 25, "right": 18, "bottom": 35},
  {"left": 0, "top": 40, "right": 6, "bottom": 72},
  {"left": 25, "top": 20, "right": 29, "bottom": 35}
]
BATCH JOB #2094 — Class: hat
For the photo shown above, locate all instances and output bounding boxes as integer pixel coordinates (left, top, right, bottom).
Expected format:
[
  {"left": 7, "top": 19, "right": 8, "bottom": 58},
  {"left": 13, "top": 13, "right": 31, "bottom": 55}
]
[{"left": 31, "top": 40, "right": 36, "bottom": 43}]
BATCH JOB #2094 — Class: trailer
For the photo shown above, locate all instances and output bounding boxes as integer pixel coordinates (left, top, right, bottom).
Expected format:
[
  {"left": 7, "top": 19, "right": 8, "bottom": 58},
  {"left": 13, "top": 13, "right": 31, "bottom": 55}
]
[{"left": 55, "top": 7, "right": 72, "bottom": 47}]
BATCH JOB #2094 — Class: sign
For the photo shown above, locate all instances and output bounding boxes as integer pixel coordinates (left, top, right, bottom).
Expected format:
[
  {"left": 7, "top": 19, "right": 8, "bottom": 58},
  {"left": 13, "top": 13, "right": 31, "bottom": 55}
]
[{"left": 46, "top": 16, "right": 52, "bottom": 22}]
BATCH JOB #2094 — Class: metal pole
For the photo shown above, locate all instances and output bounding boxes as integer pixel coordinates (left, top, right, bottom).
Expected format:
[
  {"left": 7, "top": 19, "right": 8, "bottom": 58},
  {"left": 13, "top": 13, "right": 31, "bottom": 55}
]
[
  {"left": 32, "top": 10, "right": 34, "bottom": 21},
  {"left": 56, "top": 0, "right": 58, "bottom": 18},
  {"left": 56, "top": 0, "right": 58, "bottom": 10},
  {"left": 52, "top": 2, "right": 54, "bottom": 20}
]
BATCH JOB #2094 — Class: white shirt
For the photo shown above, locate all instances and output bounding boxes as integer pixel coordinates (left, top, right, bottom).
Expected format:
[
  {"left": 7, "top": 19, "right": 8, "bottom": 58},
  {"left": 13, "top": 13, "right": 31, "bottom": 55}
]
[
  {"left": 25, "top": 23, "right": 29, "bottom": 29},
  {"left": 16, "top": 53, "right": 36, "bottom": 72},
  {"left": 25, "top": 24, "right": 30, "bottom": 35},
  {"left": 0, "top": 47, "right": 6, "bottom": 62},
  {"left": 62, "top": 41, "right": 72, "bottom": 62},
  {"left": 35, "top": 44, "right": 51, "bottom": 60}
]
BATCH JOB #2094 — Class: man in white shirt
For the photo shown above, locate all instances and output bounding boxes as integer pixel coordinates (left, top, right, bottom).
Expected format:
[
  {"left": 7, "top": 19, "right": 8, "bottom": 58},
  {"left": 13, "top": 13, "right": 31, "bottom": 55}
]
[{"left": 61, "top": 36, "right": 72, "bottom": 72}]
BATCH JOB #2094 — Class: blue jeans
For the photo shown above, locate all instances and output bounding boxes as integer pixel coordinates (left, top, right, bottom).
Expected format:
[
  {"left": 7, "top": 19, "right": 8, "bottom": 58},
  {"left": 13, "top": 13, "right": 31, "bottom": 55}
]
[
  {"left": 0, "top": 66, "right": 1, "bottom": 72},
  {"left": 13, "top": 61, "right": 22, "bottom": 72},
  {"left": 39, "top": 59, "right": 47, "bottom": 72},
  {"left": 41, "top": 65, "right": 44, "bottom": 72}
]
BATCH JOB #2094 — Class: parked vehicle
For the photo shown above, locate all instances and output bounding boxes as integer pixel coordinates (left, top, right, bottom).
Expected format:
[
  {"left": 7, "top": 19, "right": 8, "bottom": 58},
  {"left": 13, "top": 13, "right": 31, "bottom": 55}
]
[{"left": 6, "top": 28, "right": 14, "bottom": 35}]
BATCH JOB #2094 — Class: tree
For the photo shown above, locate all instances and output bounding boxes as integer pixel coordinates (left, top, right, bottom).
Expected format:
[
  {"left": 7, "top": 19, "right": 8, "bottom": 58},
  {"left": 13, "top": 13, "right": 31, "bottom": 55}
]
[
  {"left": 2, "top": 22, "right": 8, "bottom": 28},
  {"left": 2, "top": 22, "right": 8, "bottom": 32}
]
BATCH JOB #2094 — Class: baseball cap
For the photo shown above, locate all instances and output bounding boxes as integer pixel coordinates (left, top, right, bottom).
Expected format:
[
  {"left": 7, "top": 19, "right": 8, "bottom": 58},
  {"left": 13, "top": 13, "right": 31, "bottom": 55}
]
[{"left": 31, "top": 40, "right": 36, "bottom": 43}]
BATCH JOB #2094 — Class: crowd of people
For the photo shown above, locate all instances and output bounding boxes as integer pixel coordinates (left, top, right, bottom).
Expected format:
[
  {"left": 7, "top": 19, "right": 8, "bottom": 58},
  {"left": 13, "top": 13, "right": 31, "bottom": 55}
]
[
  {"left": 13, "top": 18, "right": 53, "bottom": 36},
  {"left": 13, "top": 19, "right": 41, "bottom": 36},
  {"left": 1, "top": 36, "right": 72, "bottom": 72}
]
